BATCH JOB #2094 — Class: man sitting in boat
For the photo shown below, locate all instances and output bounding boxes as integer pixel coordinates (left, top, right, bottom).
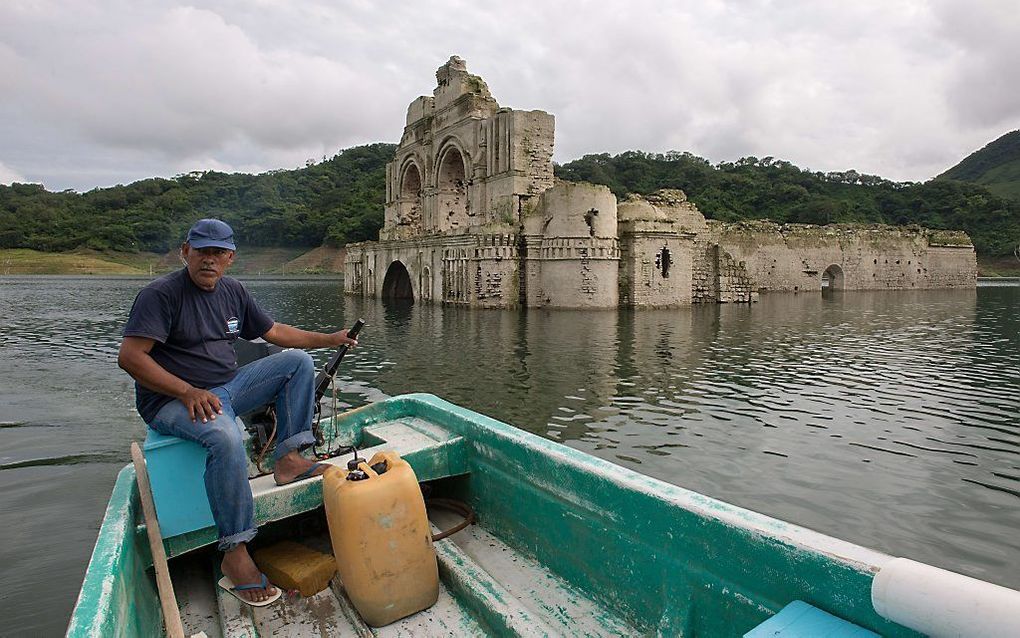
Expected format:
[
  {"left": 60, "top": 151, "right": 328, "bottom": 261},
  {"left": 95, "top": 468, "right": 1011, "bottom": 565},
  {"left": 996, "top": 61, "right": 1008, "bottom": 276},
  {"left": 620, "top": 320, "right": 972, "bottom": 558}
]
[{"left": 117, "top": 218, "right": 357, "bottom": 605}]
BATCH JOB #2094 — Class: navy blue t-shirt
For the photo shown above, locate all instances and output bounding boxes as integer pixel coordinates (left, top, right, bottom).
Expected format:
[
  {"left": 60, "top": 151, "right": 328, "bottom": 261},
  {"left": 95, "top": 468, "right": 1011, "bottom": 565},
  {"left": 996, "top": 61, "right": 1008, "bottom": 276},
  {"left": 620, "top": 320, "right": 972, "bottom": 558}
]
[{"left": 123, "top": 268, "right": 274, "bottom": 423}]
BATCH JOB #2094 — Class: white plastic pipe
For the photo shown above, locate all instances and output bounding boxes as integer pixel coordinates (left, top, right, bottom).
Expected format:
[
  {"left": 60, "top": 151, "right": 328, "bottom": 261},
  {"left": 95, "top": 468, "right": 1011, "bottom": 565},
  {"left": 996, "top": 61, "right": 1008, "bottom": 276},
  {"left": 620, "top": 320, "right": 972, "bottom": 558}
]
[{"left": 872, "top": 557, "right": 1020, "bottom": 637}]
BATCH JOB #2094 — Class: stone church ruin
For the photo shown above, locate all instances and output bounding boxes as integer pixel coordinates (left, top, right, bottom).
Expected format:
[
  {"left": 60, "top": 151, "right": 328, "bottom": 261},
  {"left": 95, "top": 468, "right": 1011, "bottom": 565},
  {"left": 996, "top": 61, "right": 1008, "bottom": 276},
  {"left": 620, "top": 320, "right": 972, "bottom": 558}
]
[{"left": 345, "top": 57, "right": 977, "bottom": 308}]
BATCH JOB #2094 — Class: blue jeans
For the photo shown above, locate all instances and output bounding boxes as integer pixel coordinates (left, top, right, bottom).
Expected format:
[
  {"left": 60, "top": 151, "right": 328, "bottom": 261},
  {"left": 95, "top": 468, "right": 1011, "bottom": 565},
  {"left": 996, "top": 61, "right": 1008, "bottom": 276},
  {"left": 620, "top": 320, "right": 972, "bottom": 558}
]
[{"left": 148, "top": 349, "right": 316, "bottom": 551}]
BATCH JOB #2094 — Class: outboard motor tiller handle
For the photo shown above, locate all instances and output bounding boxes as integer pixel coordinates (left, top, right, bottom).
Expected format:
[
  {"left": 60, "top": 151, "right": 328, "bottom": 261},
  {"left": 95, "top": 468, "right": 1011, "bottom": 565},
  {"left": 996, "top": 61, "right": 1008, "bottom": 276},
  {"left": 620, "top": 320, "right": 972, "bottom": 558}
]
[{"left": 313, "top": 318, "right": 365, "bottom": 403}]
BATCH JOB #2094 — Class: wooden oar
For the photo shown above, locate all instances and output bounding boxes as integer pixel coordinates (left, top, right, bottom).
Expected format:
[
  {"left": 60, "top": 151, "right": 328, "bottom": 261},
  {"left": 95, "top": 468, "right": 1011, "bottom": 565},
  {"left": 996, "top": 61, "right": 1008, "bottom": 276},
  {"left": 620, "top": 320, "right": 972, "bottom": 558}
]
[{"left": 131, "top": 441, "right": 186, "bottom": 638}]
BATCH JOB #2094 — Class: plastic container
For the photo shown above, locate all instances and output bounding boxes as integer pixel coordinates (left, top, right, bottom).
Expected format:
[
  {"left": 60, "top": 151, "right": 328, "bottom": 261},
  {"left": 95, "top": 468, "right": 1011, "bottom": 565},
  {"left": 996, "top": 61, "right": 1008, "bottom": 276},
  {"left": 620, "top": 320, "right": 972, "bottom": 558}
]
[{"left": 323, "top": 451, "right": 439, "bottom": 626}]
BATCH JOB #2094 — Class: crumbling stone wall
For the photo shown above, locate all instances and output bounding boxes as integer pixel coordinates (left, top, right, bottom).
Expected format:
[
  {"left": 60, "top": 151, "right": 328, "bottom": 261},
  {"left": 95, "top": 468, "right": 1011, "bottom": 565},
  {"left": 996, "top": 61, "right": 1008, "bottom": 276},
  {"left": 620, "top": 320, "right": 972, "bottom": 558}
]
[
  {"left": 691, "top": 240, "right": 719, "bottom": 303},
  {"left": 687, "top": 241, "right": 758, "bottom": 303},
  {"left": 709, "top": 221, "right": 977, "bottom": 293},
  {"left": 715, "top": 246, "right": 758, "bottom": 302},
  {"left": 472, "top": 234, "right": 520, "bottom": 307}
]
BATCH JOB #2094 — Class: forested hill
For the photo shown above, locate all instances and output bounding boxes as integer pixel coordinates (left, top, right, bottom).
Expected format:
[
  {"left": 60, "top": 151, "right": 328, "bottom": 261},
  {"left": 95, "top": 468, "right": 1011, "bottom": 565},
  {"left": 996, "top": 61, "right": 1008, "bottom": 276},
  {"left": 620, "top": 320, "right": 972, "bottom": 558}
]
[
  {"left": 937, "top": 130, "right": 1020, "bottom": 201},
  {"left": 0, "top": 143, "right": 395, "bottom": 253},
  {"left": 555, "top": 151, "right": 1020, "bottom": 258},
  {"left": 3, "top": 142, "right": 1019, "bottom": 260}
]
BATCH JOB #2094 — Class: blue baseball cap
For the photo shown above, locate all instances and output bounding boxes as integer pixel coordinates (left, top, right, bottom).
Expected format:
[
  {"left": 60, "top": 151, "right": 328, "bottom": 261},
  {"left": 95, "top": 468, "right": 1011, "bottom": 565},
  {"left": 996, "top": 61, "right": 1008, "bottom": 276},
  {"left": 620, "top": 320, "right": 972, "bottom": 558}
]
[{"left": 186, "top": 219, "right": 236, "bottom": 251}]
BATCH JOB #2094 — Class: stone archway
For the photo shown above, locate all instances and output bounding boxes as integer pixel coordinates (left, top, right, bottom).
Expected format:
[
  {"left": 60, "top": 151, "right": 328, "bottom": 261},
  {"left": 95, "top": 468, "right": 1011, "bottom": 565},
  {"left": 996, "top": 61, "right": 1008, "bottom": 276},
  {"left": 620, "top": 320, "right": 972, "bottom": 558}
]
[
  {"left": 822, "top": 264, "right": 845, "bottom": 290},
  {"left": 398, "top": 163, "right": 423, "bottom": 231},
  {"left": 382, "top": 261, "right": 414, "bottom": 301},
  {"left": 436, "top": 145, "right": 469, "bottom": 231}
]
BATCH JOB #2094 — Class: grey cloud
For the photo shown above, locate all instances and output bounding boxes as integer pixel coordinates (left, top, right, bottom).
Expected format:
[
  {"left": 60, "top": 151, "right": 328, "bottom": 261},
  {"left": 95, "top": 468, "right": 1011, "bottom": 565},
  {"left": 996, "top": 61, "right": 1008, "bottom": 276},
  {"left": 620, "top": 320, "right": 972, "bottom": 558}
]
[
  {"left": 0, "top": 161, "right": 25, "bottom": 184},
  {"left": 934, "top": 0, "right": 1020, "bottom": 130},
  {"left": 1, "top": 0, "right": 1018, "bottom": 190}
]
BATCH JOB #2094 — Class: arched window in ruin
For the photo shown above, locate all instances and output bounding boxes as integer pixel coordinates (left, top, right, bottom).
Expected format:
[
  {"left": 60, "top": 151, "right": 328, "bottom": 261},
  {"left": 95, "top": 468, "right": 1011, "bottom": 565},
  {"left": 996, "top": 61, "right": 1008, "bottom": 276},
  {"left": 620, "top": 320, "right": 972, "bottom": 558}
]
[
  {"left": 436, "top": 144, "right": 470, "bottom": 231},
  {"left": 398, "top": 162, "right": 423, "bottom": 232},
  {"left": 822, "top": 264, "right": 845, "bottom": 291},
  {"left": 382, "top": 261, "right": 414, "bottom": 301}
]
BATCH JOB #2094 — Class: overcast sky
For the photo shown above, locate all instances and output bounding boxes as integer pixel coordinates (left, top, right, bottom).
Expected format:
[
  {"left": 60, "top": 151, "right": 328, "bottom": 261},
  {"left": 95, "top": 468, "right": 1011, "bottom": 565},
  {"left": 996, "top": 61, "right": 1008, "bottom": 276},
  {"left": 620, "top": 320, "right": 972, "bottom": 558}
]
[{"left": 1, "top": 1, "right": 1018, "bottom": 191}]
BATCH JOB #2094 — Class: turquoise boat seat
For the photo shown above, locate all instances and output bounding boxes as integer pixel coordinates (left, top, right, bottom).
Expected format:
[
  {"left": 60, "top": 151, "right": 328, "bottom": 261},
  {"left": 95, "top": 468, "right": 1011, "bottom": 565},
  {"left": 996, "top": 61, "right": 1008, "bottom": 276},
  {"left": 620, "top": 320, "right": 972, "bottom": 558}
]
[
  {"left": 143, "top": 425, "right": 226, "bottom": 538},
  {"left": 744, "top": 600, "right": 879, "bottom": 637}
]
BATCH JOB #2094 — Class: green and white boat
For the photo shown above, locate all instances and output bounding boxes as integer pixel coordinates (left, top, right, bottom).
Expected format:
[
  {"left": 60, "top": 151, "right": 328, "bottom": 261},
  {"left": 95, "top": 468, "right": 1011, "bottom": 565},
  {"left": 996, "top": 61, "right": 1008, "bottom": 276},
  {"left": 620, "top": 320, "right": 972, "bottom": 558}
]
[{"left": 67, "top": 394, "right": 1020, "bottom": 637}]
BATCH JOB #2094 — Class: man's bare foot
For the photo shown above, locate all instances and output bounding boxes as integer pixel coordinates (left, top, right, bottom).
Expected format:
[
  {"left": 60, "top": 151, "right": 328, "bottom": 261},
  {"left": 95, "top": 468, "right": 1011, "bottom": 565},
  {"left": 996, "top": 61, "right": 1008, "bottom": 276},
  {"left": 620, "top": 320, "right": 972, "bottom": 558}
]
[
  {"left": 221, "top": 544, "right": 277, "bottom": 603},
  {"left": 273, "top": 450, "right": 328, "bottom": 485}
]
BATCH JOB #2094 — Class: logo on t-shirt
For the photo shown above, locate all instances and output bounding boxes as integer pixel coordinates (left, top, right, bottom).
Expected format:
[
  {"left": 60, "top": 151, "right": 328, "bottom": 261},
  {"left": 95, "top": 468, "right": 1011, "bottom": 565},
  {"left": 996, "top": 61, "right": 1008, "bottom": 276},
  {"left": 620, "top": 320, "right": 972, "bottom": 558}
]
[{"left": 226, "top": 317, "right": 240, "bottom": 334}]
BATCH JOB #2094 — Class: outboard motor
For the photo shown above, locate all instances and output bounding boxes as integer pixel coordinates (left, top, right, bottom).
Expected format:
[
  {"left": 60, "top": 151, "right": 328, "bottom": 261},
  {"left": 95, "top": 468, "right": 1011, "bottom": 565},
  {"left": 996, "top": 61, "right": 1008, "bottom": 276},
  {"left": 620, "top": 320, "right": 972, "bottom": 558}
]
[
  {"left": 232, "top": 338, "right": 283, "bottom": 463},
  {"left": 232, "top": 319, "right": 365, "bottom": 469}
]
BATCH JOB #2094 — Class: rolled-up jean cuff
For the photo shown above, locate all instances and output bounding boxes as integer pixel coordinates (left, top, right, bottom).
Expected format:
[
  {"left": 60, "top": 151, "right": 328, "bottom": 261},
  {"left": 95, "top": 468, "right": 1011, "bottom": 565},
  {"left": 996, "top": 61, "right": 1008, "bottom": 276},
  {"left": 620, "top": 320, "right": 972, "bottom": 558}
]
[
  {"left": 218, "top": 527, "right": 257, "bottom": 552},
  {"left": 275, "top": 431, "right": 316, "bottom": 460}
]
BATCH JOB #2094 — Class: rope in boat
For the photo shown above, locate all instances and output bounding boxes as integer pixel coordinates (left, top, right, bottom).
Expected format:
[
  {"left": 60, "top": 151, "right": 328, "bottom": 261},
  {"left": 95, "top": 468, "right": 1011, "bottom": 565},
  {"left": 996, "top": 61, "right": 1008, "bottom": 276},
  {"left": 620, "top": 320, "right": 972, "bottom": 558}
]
[
  {"left": 427, "top": 498, "right": 476, "bottom": 541},
  {"left": 253, "top": 407, "right": 277, "bottom": 475},
  {"left": 313, "top": 362, "right": 356, "bottom": 461}
]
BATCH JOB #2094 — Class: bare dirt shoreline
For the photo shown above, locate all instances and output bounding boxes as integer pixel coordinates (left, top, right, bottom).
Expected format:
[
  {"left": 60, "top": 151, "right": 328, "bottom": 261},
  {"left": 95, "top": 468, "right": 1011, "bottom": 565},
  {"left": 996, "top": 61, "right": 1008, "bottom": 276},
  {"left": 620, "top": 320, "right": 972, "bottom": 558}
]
[{"left": 0, "top": 246, "right": 345, "bottom": 276}]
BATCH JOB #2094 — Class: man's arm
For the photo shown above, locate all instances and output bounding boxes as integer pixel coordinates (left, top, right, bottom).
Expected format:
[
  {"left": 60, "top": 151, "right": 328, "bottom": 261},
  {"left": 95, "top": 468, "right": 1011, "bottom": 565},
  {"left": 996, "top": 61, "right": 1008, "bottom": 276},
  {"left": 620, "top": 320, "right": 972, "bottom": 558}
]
[
  {"left": 117, "top": 336, "right": 223, "bottom": 423},
  {"left": 261, "top": 323, "right": 358, "bottom": 350}
]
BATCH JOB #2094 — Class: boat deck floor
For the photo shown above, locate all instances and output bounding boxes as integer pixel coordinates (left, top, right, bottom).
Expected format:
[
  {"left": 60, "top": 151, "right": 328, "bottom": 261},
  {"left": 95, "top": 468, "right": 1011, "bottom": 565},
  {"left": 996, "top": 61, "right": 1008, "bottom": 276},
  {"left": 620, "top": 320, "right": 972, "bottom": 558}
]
[{"left": 173, "top": 510, "right": 638, "bottom": 637}]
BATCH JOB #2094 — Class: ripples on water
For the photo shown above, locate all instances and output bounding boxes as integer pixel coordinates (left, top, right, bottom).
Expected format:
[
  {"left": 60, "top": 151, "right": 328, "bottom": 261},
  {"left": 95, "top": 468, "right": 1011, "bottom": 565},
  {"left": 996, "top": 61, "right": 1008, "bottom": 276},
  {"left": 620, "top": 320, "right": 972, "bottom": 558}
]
[{"left": 1, "top": 276, "right": 1018, "bottom": 634}]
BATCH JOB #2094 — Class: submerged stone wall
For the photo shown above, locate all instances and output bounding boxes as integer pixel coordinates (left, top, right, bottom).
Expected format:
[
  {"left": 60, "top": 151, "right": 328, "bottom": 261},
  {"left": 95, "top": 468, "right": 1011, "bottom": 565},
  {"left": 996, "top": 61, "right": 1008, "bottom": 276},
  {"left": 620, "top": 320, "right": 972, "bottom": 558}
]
[{"left": 709, "top": 222, "right": 976, "bottom": 293}]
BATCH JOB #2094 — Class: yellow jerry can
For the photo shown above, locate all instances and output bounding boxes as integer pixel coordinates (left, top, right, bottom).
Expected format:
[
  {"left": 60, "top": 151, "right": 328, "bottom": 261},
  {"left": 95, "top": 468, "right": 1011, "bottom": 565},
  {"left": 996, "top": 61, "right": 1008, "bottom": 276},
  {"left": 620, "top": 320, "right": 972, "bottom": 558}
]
[{"left": 323, "top": 450, "right": 439, "bottom": 626}]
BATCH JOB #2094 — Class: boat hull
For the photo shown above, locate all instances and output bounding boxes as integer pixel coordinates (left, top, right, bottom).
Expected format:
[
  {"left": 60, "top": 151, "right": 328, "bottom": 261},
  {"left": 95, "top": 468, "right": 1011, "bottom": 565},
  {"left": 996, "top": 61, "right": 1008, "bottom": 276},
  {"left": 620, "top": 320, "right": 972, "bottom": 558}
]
[{"left": 69, "top": 394, "right": 932, "bottom": 636}]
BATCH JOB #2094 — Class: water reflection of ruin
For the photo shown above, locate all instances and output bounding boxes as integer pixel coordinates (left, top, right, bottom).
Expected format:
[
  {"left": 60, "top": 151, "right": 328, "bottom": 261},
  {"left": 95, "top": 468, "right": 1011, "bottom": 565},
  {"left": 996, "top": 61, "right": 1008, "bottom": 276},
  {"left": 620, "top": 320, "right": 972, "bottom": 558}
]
[
  {"left": 343, "top": 287, "right": 980, "bottom": 466},
  {"left": 346, "top": 56, "right": 977, "bottom": 309}
]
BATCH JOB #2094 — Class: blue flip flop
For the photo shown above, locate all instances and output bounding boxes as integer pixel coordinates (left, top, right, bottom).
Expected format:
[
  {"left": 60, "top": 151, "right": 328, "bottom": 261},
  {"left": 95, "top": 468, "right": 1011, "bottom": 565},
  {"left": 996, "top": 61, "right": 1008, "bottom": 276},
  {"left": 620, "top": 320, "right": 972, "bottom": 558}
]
[
  {"left": 275, "top": 462, "right": 327, "bottom": 486},
  {"left": 217, "top": 573, "right": 282, "bottom": 607}
]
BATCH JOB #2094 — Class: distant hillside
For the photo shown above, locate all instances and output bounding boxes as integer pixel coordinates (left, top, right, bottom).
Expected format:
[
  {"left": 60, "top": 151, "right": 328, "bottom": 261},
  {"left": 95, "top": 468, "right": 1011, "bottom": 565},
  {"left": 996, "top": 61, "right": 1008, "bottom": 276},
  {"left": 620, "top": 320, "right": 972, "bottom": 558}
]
[
  {"left": 938, "top": 130, "right": 1020, "bottom": 200},
  {"left": 556, "top": 151, "right": 1020, "bottom": 258},
  {"left": 0, "top": 246, "right": 345, "bottom": 275},
  {"left": 0, "top": 249, "right": 148, "bottom": 275},
  {"left": 0, "top": 143, "right": 395, "bottom": 254}
]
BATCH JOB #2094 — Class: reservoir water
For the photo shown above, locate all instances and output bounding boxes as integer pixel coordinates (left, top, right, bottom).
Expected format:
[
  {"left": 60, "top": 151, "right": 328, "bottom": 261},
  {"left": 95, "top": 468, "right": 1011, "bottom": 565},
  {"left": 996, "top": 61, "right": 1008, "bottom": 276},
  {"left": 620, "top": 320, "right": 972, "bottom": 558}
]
[{"left": 1, "top": 275, "right": 1018, "bottom": 634}]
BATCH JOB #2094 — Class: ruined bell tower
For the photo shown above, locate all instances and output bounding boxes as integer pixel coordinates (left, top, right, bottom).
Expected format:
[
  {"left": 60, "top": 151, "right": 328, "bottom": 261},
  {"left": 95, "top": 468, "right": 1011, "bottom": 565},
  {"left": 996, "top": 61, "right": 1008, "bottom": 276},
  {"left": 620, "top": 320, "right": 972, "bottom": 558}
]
[{"left": 381, "top": 56, "right": 555, "bottom": 240}]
